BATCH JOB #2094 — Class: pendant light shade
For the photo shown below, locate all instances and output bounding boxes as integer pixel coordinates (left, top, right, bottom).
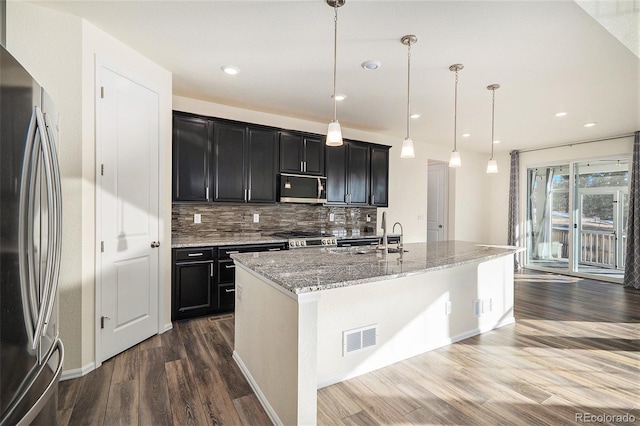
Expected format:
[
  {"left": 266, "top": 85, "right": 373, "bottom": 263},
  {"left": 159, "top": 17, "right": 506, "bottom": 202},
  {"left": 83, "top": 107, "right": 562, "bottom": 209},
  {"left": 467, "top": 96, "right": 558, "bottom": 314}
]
[
  {"left": 449, "top": 64, "right": 463, "bottom": 168},
  {"left": 486, "top": 83, "right": 500, "bottom": 174},
  {"left": 400, "top": 35, "right": 417, "bottom": 158},
  {"left": 326, "top": 120, "right": 343, "bottom": 146},
  {"left": 326, "top": 0, "right": 345, "bottom": 146},
  {"left": 401, "top": 138, "right": 415, "bottom": 158}
]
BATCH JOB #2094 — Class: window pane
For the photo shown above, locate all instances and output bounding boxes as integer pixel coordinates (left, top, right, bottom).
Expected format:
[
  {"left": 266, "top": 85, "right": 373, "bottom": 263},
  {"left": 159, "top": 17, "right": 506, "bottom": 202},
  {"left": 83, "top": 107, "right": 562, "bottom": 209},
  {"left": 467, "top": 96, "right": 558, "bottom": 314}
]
[{"left": 581, "top": 194, "right": 614, "bottom": 232}]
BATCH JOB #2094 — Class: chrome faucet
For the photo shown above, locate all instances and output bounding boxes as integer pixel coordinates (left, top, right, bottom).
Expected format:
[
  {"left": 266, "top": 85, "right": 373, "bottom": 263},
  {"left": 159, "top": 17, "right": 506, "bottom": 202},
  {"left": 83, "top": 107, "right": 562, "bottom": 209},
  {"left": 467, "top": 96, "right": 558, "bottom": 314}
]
[
  {"left": 378, "top": 211, "right": 388, "bottom": 254},
  {"left": 392, "top": 222, "right": 404, "bottom": 250}
]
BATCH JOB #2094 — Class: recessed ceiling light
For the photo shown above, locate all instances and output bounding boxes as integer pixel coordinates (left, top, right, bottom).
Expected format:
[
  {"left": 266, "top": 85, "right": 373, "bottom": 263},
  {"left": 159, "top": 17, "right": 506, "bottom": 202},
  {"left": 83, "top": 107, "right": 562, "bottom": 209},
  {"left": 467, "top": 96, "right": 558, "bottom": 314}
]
[
  {"left": 410, "top": 112, "right": 421, "bottom": 119},
  {"left": 361, "top": 60, "right": 381, "bottom": 71},
  {"left": 462, "top": 133, "right": 471, "bottom": 138},
  {"left": 555, "top": 112, "right": 568, "bottom": 117},
  {"left": 221, "top": 65, "right": 240, "bottom": 75},
  {"left": 332, "top": 94, "right": 346, "bottom": 101},
  {"left": 493, "top": 140, "right": 501, "bottom": 144},
  {"left": 584, "top": 122, "right": 597, "bottom": 127}
]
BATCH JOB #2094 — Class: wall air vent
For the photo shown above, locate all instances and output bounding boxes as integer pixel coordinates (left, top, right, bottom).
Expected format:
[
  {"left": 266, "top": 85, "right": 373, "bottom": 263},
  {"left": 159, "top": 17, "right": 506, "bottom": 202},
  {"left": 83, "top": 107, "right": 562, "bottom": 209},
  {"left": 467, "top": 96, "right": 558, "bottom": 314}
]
[{"left": 343, "top": 324, "right": 378, "bottom": 355}]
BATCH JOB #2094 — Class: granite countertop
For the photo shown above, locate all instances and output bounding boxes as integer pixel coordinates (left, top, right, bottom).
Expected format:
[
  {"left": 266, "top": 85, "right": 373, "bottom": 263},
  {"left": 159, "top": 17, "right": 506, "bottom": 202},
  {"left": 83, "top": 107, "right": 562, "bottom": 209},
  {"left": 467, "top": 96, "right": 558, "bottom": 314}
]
[
  {"left": 231, "top": 240, "right": 522, "bottom": 294},
  {"left": 171, "top": 232, "right": 398, "bottom": 248}
]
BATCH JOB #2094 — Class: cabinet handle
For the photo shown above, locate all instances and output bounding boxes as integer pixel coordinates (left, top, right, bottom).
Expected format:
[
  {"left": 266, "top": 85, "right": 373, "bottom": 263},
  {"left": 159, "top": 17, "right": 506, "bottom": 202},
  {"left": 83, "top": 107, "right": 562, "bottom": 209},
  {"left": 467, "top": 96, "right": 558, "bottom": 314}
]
[
  {"left": 187, "top": 252, "right": 204, "bottom": 257},
  {"left": 303, "top": 161, "right": 307, "bottom": 172},
  {"left": 268, "top": 248, "right": 281, "bottom": 251},
  {"left": 248, "top": 189, "right": 251, "bottom": 201},
  {"left": 206, "top": 186, "right": 209, "bottom": 200},
  {"left": 226, "top": 250, "right": 239, "bottom": 255},
  {"left": 225, "top": 288, "right": 236, "bottom": 293},
  {"left": 300, "top": 161, "right": 304, "bottom": 172},
  {"left": 371, "top": 195, "right": 375, "bottom": 205},
  {"left": 225, "top": 264, "right": 236, "bottom": 269},
  {"left": 210, "top": 263, "right": 214, "bottom": 277}
]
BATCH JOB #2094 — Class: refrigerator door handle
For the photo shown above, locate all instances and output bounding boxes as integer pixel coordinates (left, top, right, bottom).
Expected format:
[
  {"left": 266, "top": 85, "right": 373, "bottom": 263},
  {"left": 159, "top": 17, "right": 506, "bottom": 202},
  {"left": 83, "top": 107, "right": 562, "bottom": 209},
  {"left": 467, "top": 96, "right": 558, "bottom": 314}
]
[
  {"left": 0, "top": 339, "right": 65, "bottom": 426},
  {"left": 18, "top": 108, "right": 39, "bottom": 352},
  {"left": 41, "top": 110, "right": 62, "bottom": 337}
]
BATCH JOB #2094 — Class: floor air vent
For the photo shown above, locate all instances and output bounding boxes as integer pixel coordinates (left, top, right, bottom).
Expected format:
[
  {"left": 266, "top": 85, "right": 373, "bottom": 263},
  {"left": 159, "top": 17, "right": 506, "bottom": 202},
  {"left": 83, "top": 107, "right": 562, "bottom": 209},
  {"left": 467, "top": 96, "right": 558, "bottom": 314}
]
[{"left": 343, "top": 325, "right": 378, "bottom": 355}]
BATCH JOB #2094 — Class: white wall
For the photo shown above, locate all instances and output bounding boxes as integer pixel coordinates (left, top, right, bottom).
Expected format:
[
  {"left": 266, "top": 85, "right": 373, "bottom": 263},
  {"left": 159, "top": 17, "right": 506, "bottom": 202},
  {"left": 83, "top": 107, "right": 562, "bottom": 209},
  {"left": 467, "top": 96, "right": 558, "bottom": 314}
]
[
  {"left": 7, "top": 1, "right": 172, "bottom": 374},
  {"left": 174, "top": 96, "right": 497, "bottom": 244}
]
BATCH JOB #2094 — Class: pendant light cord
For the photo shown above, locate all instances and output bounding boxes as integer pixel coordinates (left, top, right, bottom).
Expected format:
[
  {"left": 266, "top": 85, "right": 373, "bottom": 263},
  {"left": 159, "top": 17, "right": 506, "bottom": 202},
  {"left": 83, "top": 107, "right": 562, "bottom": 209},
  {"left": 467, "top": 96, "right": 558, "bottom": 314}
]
[
  {"left": 490, "top": 87, "right": 496, "bottom": 160},
  {"left": 332, "top": 3, "right": 338, "bottom": 122},
  {"left": 406, "top": 40, "right": 411, "bottom": 139},
  {"left": 453, "top": 69, "right": 458, "bottom": 151}
]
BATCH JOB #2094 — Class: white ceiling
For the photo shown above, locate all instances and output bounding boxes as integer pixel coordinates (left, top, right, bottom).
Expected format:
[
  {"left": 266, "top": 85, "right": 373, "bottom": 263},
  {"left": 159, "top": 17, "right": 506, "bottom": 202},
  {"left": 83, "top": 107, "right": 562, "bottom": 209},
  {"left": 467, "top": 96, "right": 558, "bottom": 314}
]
[{"left": 36, "top": 0, "right": 640, "bottom": 154}]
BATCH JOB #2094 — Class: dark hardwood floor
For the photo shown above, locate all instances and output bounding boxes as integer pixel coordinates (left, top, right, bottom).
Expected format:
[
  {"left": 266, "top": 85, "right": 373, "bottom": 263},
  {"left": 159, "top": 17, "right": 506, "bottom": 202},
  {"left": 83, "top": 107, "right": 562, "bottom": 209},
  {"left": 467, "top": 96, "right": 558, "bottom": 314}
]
[{"left": 58, "top": 271, "right": 640, "bottom": 425}]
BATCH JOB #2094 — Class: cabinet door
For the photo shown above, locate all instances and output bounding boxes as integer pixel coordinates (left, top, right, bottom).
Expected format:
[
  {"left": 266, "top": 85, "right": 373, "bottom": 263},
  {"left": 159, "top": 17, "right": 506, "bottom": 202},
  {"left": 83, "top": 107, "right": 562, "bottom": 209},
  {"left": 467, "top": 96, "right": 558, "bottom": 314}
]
[
  {"left": 370, "top": 146, "right": 389, "bottom": 207},
  {"left": 347, "top": 142, "right": 370, "bottom": 205},
  {"left": 172, "top": 115, "right": 211, "bottom": 201},
  {"left": 248, "top": 128, "right": 278, "bottom": 202},
  {"left": 325, "top": 144, "right": 348, "bottom": 204},
  {"left": 173, "top": 262, "right": 214, "bottom": 320},
  {"left": 303, "top": 136, "right": 325, "bottom": 175},
  {"left": 279, "top": 132, "right": 303, "bottom": 173},
  {"left": 213, "top": 122, "right": 247, "bottom": 202}
]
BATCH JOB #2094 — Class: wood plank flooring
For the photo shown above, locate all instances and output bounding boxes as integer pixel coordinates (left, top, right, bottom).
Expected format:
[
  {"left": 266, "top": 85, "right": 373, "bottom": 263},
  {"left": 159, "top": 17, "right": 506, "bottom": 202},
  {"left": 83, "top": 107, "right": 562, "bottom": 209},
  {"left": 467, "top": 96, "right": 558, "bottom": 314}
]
[{"left": 59, "top": 271, "right": 640, "bottom": 425}]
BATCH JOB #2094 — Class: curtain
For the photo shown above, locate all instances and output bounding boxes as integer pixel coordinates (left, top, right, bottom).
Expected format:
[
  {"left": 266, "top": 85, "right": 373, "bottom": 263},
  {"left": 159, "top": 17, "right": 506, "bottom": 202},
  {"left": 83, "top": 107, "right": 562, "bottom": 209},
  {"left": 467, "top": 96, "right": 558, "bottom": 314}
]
[
  {"left": 533, "top": 167, "right": 555, "bottom": 258},
  {"left": 508, "top": 151, "right": 521, "bottom": 270},
  {"left": 623, "top": 131, "right": 640, "bottom": 289}
]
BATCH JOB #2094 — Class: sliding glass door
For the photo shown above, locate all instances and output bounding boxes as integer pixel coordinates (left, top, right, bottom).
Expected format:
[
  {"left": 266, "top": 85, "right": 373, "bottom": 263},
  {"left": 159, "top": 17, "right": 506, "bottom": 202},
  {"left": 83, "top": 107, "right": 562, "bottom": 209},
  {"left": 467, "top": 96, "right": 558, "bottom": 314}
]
[{"left": 526, "top": 159, "right": 629, "bottom": 282}]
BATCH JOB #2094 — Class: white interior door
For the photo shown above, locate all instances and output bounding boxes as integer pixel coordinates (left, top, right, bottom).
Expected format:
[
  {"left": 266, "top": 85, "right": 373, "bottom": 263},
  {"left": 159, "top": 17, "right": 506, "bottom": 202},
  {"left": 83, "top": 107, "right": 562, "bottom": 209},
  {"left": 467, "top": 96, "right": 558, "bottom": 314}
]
[
  {"left": 427, "top": 162, "right": 448, "bottom": 242},
  {"left": 97, "top": 63, "right": 159, "bottom": 362}
]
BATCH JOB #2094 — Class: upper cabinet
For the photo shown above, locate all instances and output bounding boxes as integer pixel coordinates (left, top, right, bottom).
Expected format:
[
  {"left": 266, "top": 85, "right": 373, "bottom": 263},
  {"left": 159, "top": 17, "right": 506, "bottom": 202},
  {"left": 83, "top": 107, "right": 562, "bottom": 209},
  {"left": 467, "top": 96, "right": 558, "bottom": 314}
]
[
  {"left": 325, "top": 141, "right": 389, "bottom": 207},
  {"left": 212, "top": 121, "right": 279, "bottom": 203},
  {"left": 173, "top": 114, "right": 212, "bottom": 202},
  {"left": 279, "top": 132, "right": 325, "bottom": 175},
  {"left": 370, "top": 146, "right": 390, "bottom": 207}
]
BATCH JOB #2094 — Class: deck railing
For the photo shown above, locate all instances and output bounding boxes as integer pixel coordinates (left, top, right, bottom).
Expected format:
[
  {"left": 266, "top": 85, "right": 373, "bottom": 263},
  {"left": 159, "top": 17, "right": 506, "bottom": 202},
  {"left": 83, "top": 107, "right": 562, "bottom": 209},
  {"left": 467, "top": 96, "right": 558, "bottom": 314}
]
[{"left": 550, "top": 228, "right": 626, "bottom": 269}]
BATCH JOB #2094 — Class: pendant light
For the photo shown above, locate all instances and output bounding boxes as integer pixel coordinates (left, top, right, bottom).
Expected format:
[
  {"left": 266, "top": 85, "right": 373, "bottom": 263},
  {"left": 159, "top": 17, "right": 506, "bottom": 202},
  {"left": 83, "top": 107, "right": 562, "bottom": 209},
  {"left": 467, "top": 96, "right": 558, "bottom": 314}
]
[
  {"left": 448, "top": 64, "right": 463, "bottom": 168},
  {"left": 486, "top": 83, "right": 500, "bottom": 173},
  {"left": 400, "top": 35, "right": 417, "bottom": 158},
  {"left": 326, "top": 0, "right": 345, "bottom": 146}
]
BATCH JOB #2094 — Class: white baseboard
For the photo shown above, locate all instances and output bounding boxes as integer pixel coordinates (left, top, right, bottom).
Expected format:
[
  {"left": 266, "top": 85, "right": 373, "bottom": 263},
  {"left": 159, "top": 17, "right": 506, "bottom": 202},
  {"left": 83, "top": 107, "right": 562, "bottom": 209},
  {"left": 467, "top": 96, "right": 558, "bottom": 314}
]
[
  {"left": 60, "top": 362, "right": 95, "bottom": 381},
  {"left": 233, "top": 351, "right": 281, "bottom": 426},
  {"left": 162, "top": 322, "right": 173, "bottom": 333}
]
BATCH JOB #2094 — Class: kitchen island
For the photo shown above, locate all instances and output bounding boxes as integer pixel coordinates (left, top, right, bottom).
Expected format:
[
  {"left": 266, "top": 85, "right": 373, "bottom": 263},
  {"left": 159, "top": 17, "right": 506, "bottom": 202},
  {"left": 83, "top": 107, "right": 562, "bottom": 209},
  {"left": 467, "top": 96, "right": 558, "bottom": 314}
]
[{"left": 231, "top": 241, "right": 522, "bottom": 425}]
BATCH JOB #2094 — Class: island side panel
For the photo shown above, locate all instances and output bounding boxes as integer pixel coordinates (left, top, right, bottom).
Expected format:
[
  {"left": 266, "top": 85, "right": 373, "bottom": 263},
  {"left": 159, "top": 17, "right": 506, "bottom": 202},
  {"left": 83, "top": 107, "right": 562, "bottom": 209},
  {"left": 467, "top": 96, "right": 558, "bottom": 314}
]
[
  {"left": 233, "top": 265, "right": 319, "bottom": 426},
  {"left": 316, "top": 255, "right": 515, "bottom": 388}
]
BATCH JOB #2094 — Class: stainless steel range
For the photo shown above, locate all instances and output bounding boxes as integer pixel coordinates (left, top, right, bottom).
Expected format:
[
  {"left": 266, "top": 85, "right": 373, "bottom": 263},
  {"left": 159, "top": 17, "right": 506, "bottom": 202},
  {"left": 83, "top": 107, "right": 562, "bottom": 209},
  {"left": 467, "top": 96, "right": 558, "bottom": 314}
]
[{"left": 272, "top": 231, "right": 337, "bottom": 249}]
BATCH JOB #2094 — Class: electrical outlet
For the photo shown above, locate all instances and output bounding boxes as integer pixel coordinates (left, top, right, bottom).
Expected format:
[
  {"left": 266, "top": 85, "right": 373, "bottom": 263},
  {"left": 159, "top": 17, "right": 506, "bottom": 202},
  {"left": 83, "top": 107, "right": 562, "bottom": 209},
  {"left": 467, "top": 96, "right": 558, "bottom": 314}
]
[
  {"left": 417, "top": 214, "right": 426, "bottom": 221},
  {"left": 366, "top": 214, "right": 371, "bottom": 222},
  {"left": 253, "top": 213, "right": 259, "bottom": 223},
  {"left": 194, "top": 213, "right": 201, "bottom": 224},
  {"left": 329, "top": 213, "right": 335, "bottom": 222}
]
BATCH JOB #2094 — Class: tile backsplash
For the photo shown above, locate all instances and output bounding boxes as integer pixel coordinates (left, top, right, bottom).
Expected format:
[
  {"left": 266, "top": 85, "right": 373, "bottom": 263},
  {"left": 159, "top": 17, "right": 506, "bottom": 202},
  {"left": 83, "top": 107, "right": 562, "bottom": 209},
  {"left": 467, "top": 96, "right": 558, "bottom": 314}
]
[{"left": 172, "top": 203, "right": 378, "bottom": 239}]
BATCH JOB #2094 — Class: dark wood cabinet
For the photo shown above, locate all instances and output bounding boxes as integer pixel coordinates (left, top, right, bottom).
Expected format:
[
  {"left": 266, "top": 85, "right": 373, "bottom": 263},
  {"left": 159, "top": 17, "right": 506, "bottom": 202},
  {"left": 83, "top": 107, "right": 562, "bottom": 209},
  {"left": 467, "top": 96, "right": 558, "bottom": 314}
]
[
  {"left": 172, "top": 248, "right": 215, "bottom": 321},
  {"left": 326, "top": 141, "right": 369, "bottom": 205},
  {"left": 370, "top": 146, "right": 390, "bottom": 207},
  {"left": 213, "top": 122, "right": 247, "bottom": 202},
  {"left": 279, "top": 132, "right": 324, "bottom": 175},
  {"left": 213, "top": 121, "right": 278, "bottom": 203},
  {"left": 172, "top": 114, "right": 212, "bottom": 201},
  {"left": 247, "top": 128, "right": 279, "bottom": 202}
]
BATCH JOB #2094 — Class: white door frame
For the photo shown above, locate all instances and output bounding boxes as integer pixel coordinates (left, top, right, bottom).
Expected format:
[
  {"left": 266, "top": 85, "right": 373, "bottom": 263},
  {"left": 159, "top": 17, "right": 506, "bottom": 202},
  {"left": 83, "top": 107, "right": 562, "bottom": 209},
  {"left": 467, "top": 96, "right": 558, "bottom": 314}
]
[
  {"left": 426, "top": 161, "right": 450, "bottom": 241},
  {"left": 94, "top": 56, "right": 166, "bottom": 368}
]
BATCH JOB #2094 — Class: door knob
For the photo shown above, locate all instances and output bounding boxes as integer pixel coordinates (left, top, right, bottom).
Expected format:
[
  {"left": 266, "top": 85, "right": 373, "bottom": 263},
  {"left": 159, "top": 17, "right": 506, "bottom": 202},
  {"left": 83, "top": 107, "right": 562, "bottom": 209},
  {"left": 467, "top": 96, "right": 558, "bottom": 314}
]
[
  {"left": 151, "top": 241, "right": 160, "bottom": 248},
  {"left": 439, "top": 225, "right": 443, "bottom": 228}
]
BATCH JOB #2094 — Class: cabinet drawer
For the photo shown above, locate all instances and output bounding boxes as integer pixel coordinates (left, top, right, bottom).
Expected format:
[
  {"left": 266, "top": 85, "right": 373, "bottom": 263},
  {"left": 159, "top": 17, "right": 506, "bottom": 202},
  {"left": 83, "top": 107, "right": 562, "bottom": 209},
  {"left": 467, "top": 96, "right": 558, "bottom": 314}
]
[
  {"left": 175, "top": 248, "right": 214, "bottom": 262},
  {"left": 218, "top": 283, "right": 235, "bottom": 309},
  {"left": 217, "top": 243, "right": 287, "bottom": 259},
  {"left": 217, "top": 259, "right": 236, "bottom": 283}
]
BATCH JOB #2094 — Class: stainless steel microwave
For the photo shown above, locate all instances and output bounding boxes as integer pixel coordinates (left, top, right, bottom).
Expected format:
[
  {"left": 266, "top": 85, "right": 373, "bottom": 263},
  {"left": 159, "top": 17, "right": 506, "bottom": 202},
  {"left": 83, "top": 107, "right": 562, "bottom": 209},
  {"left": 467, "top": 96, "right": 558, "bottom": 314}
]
[{"left": 279, "top": 173, "right": 327, "bottom": 204}]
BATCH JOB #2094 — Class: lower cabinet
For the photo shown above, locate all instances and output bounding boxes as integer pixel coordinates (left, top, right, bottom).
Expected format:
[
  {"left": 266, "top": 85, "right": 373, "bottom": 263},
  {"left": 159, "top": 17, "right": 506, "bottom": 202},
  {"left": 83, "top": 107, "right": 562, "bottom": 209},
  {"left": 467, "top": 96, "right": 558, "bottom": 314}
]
[{"left": 172, "top": 242, "right": 287, "bottom": 321}]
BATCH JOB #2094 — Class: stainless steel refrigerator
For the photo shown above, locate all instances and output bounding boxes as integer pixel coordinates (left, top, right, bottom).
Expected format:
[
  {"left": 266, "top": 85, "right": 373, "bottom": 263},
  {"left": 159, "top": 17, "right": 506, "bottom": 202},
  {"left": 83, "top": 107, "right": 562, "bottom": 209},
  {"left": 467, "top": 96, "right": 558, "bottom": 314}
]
[{"left": 0, "top": 45, "right": 64, "bottom": 425}]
